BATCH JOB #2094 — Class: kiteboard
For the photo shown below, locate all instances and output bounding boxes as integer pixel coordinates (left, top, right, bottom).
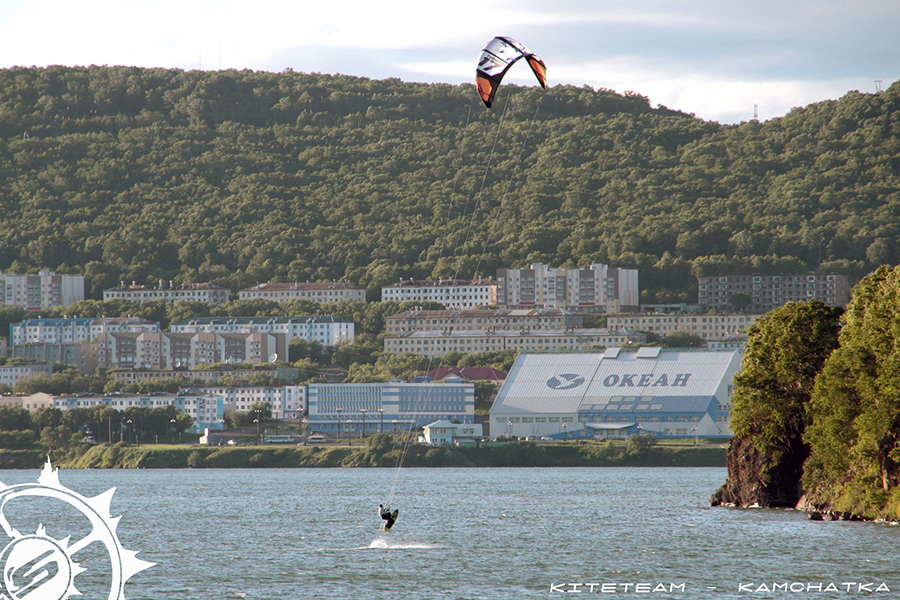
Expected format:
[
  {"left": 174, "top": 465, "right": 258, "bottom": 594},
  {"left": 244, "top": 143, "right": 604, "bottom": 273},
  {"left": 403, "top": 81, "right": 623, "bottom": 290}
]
[{"left": 382, "top": 508, "right": 399, "bottom": 531}]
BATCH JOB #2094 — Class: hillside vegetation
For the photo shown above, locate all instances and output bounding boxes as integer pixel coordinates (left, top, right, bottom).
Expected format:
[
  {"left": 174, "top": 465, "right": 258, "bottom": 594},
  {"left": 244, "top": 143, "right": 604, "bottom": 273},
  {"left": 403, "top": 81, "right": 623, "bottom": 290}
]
[{"left": 1, "top": 66, "right": 899, "bottom": 302}]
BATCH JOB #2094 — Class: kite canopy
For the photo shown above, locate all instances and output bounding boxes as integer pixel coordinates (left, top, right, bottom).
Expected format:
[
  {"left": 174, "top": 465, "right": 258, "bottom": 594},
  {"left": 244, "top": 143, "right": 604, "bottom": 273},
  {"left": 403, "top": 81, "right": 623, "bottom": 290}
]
[{"left": 475, "top": 36, "right": 547, "bottom": 108}]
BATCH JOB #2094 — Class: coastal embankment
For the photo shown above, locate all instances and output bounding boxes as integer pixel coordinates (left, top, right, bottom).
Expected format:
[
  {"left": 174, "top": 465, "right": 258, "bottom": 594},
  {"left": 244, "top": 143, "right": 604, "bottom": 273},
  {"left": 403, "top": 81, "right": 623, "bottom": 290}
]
[{"left": 0, "top": 440, "right": 726, "bottom": 469}]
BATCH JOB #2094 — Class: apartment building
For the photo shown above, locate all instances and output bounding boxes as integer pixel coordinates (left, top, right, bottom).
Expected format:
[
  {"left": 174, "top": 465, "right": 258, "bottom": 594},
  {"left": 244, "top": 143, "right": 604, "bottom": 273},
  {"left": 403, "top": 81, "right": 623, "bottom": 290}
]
[
  {"left": 381, "top": 278, "right": 497, "bottom": 309},
  {"left": 96, "top": 331, "right": 287, "bottom": 370},
  {"left": 171, "top": 315, "right": 354, "bottom": 346},
  {"left": 52, "top": 392, "right": 225, "bottom": 433},
  {"left": 0, "top": 363, "right": 54, "bottom": 389},
  {"left": 697, "top": 273, "right": 850, "bottom": 312},
  {"left": 607, "top": 313, "right": 761, "bottom": 339},
  {"left": 111, "top": 366, "right": 301, "bottom": 385},
  {"left": 239, "top": 281, "right": 366, "bottom": 304},
  {"left": 103, "top": 281, "right": 230, "bottom": 305},
  {"left": 193, "top": 385, "right": 306, "bottom": 419},
  {"left": 385, "top": 307, "right": 582, "bottom": 334},
  {"left": 384, "top": 327, "right": 645, "bottom": 357},
  {"left": 1, "top": 270, "right": 84, "bottom": 309},
  {"left": 496, "top": 263, "right": 639, "bottom": 313},
  {"left": 10, "top": 316, "right": 158, "bottom": 346}
]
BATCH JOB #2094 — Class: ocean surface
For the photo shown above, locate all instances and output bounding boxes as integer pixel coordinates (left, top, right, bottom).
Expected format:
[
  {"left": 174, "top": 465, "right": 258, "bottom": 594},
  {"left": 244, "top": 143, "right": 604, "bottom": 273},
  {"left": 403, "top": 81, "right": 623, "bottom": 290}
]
[{"left": 0, "top": 466, "right": 896, "bottom": 599}]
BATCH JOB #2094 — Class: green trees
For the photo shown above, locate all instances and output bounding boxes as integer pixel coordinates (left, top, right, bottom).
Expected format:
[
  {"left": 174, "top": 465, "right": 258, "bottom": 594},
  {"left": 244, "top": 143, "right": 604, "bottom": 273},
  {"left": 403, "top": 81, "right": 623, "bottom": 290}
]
[
  {"left": 803, "top": 266, "right": 900, "bottom": 516},
  {"left": 730, "top": 300, "right": 844, "bottom": 454},
  {"left": 714, "top": 299, "right": 843, "bottom": 508},
  {"left": 2, "top": 67, "right": 898, "bottom": 304}
]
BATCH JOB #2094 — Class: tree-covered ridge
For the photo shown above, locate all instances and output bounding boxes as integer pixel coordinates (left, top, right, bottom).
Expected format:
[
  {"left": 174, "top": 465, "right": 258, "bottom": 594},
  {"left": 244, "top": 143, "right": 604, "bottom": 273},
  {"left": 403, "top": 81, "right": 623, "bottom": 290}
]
[{"left": 1, "top": 66, "right": 898, "bottom": 302}]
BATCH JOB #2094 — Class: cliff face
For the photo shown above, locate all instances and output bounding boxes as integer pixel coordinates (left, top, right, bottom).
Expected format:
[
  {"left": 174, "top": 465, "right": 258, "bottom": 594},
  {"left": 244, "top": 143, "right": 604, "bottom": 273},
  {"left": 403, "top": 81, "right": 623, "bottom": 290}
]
[{"left": 710, "top": 435, "right": 808, "bottom": 508}]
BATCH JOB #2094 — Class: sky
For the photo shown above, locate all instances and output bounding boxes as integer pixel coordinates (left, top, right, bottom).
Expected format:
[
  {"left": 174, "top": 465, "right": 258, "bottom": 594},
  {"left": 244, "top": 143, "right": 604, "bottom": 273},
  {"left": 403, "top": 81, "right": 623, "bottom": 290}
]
[{"left": 1, "top": 0, "right": 898, "bottom": 124}]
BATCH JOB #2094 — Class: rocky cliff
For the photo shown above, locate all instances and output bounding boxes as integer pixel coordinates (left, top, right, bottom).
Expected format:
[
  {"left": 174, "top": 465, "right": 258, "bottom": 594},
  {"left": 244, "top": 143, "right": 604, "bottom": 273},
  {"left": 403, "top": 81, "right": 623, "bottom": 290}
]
[{"left": 710, "top": 435, "right": 808, "bottom": 508}]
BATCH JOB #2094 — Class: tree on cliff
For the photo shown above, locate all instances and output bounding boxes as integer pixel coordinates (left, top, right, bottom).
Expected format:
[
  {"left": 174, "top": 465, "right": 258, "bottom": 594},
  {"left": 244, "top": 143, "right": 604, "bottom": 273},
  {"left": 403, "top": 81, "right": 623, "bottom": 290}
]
[
  {"left": 712, "top": 299, "right": 843, "bottom": 508},
  {"left": 803, "top": 265, "right": 900, "bottom": 518}
]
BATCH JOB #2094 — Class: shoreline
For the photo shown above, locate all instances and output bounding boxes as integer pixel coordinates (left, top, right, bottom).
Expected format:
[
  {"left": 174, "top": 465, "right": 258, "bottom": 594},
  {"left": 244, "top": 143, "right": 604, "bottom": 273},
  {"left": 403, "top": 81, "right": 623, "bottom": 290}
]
[{"left": 0, "top": 442, "right": 726, "bottom": 469}]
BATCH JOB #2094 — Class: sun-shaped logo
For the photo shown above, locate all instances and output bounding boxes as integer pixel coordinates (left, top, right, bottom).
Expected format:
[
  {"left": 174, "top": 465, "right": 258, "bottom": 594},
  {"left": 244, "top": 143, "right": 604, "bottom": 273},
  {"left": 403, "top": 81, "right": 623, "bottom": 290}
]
[
  {"left": 0, "top": 459, "right": 154, "bottom": 600},
  {"left": 546, "top": 373, "right": 586, "bottom": 390}
]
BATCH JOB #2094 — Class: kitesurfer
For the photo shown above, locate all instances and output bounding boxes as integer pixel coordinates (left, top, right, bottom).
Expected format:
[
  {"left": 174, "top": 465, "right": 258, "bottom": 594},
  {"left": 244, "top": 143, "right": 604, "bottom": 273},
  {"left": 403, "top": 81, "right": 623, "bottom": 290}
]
[{"left": 379, "top": 504, "right": 398, "bottom": 530}]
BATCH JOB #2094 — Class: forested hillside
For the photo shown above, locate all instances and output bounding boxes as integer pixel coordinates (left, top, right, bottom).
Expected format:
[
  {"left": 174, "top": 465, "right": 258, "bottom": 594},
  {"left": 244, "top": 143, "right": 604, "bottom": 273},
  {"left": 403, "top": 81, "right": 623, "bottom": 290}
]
[{"left": 1, "top": 66, "right": 898, "bottom": 302}]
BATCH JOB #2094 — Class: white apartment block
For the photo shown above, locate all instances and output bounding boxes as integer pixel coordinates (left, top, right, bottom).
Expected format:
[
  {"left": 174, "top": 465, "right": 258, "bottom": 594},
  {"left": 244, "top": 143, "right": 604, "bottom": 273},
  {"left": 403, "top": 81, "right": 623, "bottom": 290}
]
[
  {"left": 11, "top": 317, "right": 159, "bottom": 346},
  {"left": 195, "top": 385, "right": 306, "bottom": 419},
  {"left": 239, "top": 281, "right": 366, "bottom": 304},
  {"left": 697, "top": 273, "right": 850, "bottom": 312},
  {"left": 52, "top": 392, "right": 225, "bottom": 432},
  {"left": 0, "top": 363, "right": 54, "bottom": 388},
  {"left": 103, "top": 281, "right": 230, "bottom": 305},
  {"left": 496, "top": 264, "right": 639, "bottom": 313},
  {"left": 607, "top": 313, "right": 762, "bottom": 339},
  {"left": 384, "top": 327, "right": 646, "bottom": 357},
  {"left": 381, "top": 278, "right": 497, "bottom": 309},
  {"left": 170, "top": 316, "right": 354, "bottom": 346},
  {"left": 1, "top": 270, "right": 85, "bottom": 309},
  {"left": 96, "top": 331, "right": 287, "bottom": 370},
  {"left": 385, "top": 308, "right": 582, "bottom": 334},
  {"left": 111, "top": 366, "right": 300, "bottom": 385}
]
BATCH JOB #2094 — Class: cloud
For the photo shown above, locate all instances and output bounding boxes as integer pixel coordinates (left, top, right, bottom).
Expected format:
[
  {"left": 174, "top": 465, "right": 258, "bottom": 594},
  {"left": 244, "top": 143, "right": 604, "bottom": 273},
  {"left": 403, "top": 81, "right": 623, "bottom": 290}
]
[{"left": 0, "top": 0, "right": 898, "bottom": 123}]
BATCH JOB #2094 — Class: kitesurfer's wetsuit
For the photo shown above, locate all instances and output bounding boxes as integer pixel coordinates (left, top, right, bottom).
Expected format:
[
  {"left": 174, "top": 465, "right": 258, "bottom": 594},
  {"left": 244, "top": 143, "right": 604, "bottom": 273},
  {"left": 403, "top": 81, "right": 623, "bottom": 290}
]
[{"left": 378, "top": 504, "right": 397, "bottom": 530}]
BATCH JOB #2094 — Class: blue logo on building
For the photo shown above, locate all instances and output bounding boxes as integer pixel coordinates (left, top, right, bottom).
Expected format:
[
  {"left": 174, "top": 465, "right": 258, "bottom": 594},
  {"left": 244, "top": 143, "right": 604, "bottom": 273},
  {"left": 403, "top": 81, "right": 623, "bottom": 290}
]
[{"left": 546, "top": 374, "right": 585, "bottom": 390}]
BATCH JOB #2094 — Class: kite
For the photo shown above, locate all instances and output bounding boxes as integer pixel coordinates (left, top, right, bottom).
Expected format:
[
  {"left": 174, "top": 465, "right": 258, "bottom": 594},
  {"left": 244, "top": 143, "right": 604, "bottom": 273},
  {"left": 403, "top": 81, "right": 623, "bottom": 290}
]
[{"left": 475, "top": 36, "right": 547, "bottom": 108}]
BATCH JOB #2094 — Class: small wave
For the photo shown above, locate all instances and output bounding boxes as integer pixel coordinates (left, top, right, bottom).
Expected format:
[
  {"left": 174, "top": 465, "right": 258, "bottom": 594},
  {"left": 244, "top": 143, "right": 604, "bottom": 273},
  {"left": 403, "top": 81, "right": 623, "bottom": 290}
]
[{"left": 368, "top": 538, "right": 435, "bottom": 549}]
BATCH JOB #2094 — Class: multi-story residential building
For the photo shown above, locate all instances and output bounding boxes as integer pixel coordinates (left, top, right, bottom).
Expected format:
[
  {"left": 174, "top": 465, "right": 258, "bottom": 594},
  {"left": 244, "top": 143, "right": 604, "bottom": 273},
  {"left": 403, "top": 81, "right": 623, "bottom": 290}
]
[
  {"left": 0, "top": 393, "right": 55, "bottom": 411},
  {"left": 12, "top": 341, "right": 99, "bottom": 373},
  {"left": 384, "top": 327, "right": 645, "bottom": 357},
  {"left": 697, "top": 273, "right": 850, "bottom": 312},
  {"left": 381, "top": 278, "right": 497, "bottom": 309},
  {"left": 10, "top": 316, "right": 158, "bottom": 346},
  {"left": 607, "top": 313, "right": 761, "bottom": 340},
  {"left": 385, "top": 307, "right": 582, "bottom": 334},
  {"left": 51, "top": 392, "right": 225, "bottom": 433},
  {"left": 96, "top": 331, "right": 287, "bottom": 370},
  {"left": 193, "top": 385, "right": 306, "bottom": 419},
  {"left": 111, "top": 366, "right": 301, "bottom": 385},
  {"left": 0, "top": 363, "right": 54, "bottom": 389},
  {"left": 306, "top": 379, "right": 475, "bottom": 434},
  {"left": 496, "top": 264, "right": 639, "bottom": 313},
  {"left": 1, "top": 270, "right": 84, "bottom": 309},
  {"left": 103, "top": 281, "right": 230, "bottom": 305},
  {"left": 239, "top": 281, "right": 366, "bottom": 304},
  {"left": 170, "top": 316, "right": 354, "bottom": 345}
]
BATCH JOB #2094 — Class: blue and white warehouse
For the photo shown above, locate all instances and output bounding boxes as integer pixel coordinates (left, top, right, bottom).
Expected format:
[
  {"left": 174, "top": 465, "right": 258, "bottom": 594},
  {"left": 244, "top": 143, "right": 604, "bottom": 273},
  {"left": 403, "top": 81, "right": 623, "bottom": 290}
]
[{"left": 490, "top": 348, "right": 742, "bottom": 440}]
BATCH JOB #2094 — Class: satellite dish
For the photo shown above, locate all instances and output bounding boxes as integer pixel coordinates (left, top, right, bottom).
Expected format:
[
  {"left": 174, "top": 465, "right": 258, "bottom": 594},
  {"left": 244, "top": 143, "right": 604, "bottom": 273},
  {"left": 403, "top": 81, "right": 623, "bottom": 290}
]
[
  {"left": 269, "top": 353, "right": 278, "bottom": 363},
  {"left": 176, "top": 361, "right": 182, "bottom": 368}
]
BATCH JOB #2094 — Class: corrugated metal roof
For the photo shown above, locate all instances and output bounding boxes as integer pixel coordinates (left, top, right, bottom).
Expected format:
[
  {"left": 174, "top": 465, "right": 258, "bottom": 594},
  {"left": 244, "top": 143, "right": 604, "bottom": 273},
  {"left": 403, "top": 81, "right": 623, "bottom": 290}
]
[{"left": 492, "top": 350, "right": 741, "bottom": 414}]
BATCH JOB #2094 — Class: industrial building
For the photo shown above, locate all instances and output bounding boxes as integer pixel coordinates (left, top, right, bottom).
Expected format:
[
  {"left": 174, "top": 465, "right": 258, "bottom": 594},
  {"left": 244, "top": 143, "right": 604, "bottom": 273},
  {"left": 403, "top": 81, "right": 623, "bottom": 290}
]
[
  {"left": 306, "top": 379, "right": 475, "bottom": 435},
  {"left": 490, "top": 348, "right": 742, "bottom": 440}
]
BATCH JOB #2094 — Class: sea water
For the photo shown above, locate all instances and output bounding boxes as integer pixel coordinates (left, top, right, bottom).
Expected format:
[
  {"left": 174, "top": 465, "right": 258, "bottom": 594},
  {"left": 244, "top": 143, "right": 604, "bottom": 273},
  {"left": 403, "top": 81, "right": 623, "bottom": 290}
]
[{"left": 0, "top": 467, "right": 896, "bottom": 599}]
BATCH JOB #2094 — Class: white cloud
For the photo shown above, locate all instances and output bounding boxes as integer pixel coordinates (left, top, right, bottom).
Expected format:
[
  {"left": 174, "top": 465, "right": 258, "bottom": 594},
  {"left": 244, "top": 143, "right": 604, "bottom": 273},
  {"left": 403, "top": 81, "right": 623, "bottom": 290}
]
[{"left": 0, "top": 0, "right": 897, "bottom": 123}]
